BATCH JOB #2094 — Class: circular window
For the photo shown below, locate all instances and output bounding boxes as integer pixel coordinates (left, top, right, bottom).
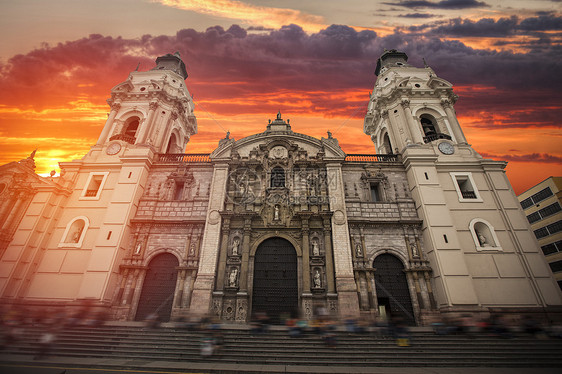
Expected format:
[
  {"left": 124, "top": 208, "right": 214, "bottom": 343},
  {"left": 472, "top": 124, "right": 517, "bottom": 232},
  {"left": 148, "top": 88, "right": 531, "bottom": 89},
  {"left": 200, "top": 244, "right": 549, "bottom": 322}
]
[
  {"left": 161, "top": 111, "right": 166, "bottom": 115},
  {"left": 384, "top": 78, "right": 388, "bottom": 81},
  {"left": 394, "top": 110, "right": 398, "bottom": 113},
  {"left": 396, "top": 62, "right": 403, "bottom": 66},
  {"left": 140, "top": 87, "right": 146, "bottom": 91},
  {"left": 415, "top": 84, "right": 420, "bottom": 88}
]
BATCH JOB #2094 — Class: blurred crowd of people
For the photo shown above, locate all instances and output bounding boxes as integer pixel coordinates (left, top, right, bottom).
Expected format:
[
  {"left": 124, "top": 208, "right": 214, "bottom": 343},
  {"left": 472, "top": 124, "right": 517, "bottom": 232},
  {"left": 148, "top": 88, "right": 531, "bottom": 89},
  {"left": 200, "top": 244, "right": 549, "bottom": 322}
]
[
  {"left": 2, "top": 303, "right": 562, "bottom": 359},
  {"left": 0, "top": 301, "right": 109, "bottom": 359}
]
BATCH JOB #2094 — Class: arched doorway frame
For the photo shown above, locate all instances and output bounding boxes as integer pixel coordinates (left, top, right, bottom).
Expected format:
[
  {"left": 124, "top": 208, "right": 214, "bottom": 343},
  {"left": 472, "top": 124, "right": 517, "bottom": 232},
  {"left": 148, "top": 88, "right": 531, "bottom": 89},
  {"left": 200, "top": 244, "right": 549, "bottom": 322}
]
[
  {"left": 248, "top": 233, "right": 302, "bottom": 319},
  {"left": 130, "top": 249, "right": 182, "bottom": 321},
  {"left": 370, "top": 249, "right": 418, "bottom": 324}
]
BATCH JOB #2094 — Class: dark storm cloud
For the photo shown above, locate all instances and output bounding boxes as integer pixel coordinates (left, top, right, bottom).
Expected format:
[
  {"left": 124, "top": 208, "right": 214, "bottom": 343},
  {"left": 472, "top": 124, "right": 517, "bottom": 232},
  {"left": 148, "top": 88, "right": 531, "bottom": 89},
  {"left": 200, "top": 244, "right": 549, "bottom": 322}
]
[
  {"left": 479, "top": 153, "right": 562, "bottom": 164},
  {"left": 518, "top": 14, "right": 562, "bottom": 31},
  {"left": 428, "top": 17, "right": 518, "bottom": 37},
  {"left": 383, "top": 0, "right": 489, "bottom": 9},
  {"left": 0, "top": 23, "right": 560, "bottom": 129},
  {"left": 398, "top": 13, "right": 439, "bottom": 18}
]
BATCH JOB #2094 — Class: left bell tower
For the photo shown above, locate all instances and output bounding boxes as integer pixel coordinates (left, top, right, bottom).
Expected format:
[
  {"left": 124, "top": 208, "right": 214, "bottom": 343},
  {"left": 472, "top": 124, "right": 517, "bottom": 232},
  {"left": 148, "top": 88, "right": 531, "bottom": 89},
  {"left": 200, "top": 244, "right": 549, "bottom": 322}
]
[
  {"left": 95, "top": 51, "right": 197, "bottom": 154},
  {"left": 0, "top": 52, "right": 197, "bottom": 306}
]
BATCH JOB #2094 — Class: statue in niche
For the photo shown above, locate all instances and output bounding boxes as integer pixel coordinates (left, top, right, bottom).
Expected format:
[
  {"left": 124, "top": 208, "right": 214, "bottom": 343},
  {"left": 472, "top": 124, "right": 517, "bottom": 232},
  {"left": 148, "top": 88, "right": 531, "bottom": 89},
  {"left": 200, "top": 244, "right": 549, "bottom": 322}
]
[
  {"left": 355, "top": 243, "right": 363, "bottom": 257},
  {"left": 313, "top": 270, "right": 322, "bottom": 288},
  {"left": 312, "top": 239, "right": 320, "bottom": 256},
  {"left": 71, "top": 226, "right": 83, "bottom": 243},
  {"left": 274, "top": 205, "right": 280, "bottom": 221},
  {"left": 409, "top": 240, "right": 419, "bottom": 257},
  {"left": 229, "top": 268, "right": 238, "bottom": 287},
  {"left": 477, "top": 232, "right": 490, "bottom": 247},
  {"left": 232, "top": 238, "right": 240, "bottom": 256},
  {"left": 160, "top": 179, "right": 175, "bottom": 200},
  {"left": 189, "top": 242, "right": 196, "bottom": 256},
  {"left": 134, "top": 241, "right": 142, "bottom": 255}
]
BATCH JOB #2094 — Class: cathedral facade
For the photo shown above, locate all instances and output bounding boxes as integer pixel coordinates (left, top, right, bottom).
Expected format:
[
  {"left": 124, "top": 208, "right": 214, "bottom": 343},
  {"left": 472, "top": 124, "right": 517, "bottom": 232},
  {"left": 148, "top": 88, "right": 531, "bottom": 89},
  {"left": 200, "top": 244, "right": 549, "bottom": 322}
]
[{"left": 0, "top": 51, "right": 560, "bottom": 325}]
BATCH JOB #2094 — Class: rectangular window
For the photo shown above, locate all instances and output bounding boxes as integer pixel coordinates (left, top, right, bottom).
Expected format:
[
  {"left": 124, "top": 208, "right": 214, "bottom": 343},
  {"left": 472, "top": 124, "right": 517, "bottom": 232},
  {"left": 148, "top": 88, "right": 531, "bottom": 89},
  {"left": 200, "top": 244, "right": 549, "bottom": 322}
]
[
  {"left": 80, "top": 172, "right": 109, "bottom": 200},
  {"left": 450, "top": 172, "right": 482, "bottom": 202},
  {"left": 527, "top": 203, "right": 562, "bottom": 224},
  {"left": 527, "top": 212, "right": 541, "bottom": 224},
  {"left": 549, "top": 260, "right": 562, "bottom": 273},
  {"left": 534, "top": 227, "right": 549, "bottom": 239},
  {"left": 521, "top": 187, "right": 554, "bottom": 210},
  {"left": 370, "top": 183, "right": 380, "bottom": 202},
  {"left": 547, "top": 220, "right": 562, "bottom": 235},
  {"left": 541, "top": 240, "right": 562, "bottom": 256}
]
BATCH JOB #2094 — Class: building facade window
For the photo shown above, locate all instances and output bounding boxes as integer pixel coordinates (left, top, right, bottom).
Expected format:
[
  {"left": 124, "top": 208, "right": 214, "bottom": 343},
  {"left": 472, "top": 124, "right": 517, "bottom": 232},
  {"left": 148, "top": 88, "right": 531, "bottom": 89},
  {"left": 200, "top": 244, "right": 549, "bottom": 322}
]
[
  {"left": 541, "top": 240, "right": 562, "bottom": 256},
  {"left": 534, "top": 220, "right": 562, "bottom": 239},
  {"left": 450, "top": 172, "right": 483, "bottom": 202},
  {"left": 527, "top": 202, "right": 561, "bottom": 224},
  {"left": 520, "top": 187, "right": 554, "bottom": 209},
  {"left": 58, "top": 216, "right": 89, "bottom": 248},
  {"left": 370, "top": 183, "right": 381, "bottom": 202},
  {"left": 469, "top": 218, "right": 502, "bottom": 251},
  {"left": 270, "top": 167, "right": 285, "bottom": 188},
  {"left": 549, "top": 260, "right": 562, "bottom": 273},
  {"left": 80, "top": 172, "right": 109, "bottom": 200}
]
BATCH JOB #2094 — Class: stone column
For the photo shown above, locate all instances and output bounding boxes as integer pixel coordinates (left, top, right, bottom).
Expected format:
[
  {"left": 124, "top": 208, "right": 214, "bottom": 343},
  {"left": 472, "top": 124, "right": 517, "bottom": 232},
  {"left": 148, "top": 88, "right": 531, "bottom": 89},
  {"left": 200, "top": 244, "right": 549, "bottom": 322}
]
[
  {"left": 383, "top": 110, "right": 403, "bottom": 153},
  {"left": 137, "top": 101, "right": 158, "bottom": 144},
  {"left": 240, "top": 219, "right": 252, "bottom": 291},
  {"left": 1, "top": 192, "right": 23, "bottom": 231},
  {"left": 325, "top": 163, "right": 360, "bottom": 317},
  {"left": 302, "top": 219, "right": 311, "bottom": 293},
  {"left": 401, "top": 99, "right": 424, "bottom": 144},
  {"left": 441, "top": 99, "right": 467, "bottom": 144},
  {"left": 323, "top": 219, "right": 335, "bottom": 293},
  {"left": 96, "top": 102, "right": 121, "bottom": 145},
  {"left": 190, "top": 163, "right": 229, "bottom": 316},
  {"left": 216, "top": 219, "right": 231, "bottom": 291}
]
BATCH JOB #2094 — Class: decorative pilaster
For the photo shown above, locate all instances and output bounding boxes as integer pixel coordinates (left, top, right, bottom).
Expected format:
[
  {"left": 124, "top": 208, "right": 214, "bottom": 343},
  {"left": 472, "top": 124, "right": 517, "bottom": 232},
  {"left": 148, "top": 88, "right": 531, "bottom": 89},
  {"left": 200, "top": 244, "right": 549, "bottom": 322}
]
[
  {"left": 96, "top": 102, "right": 121, "bottom": 145},
  {"left": 441, "top": 99, "right": 467, "bottom": 144},
  {"left": 401, "top": 99, "right": 424, "bottom": 144}
]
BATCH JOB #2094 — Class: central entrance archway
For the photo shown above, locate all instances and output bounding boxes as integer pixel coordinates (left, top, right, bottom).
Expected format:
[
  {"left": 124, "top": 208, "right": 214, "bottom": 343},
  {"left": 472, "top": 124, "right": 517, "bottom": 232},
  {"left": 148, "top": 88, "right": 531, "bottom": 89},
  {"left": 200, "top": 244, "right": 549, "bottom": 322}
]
[
  {"left": 252, "top": 237, "right": 298, "bottom": 323},
  {"left": 373, "top": 253, "right": 415, "bottom": 325},
  {"left": 135, "top": 253, "right": 178, "bottom": 322}
]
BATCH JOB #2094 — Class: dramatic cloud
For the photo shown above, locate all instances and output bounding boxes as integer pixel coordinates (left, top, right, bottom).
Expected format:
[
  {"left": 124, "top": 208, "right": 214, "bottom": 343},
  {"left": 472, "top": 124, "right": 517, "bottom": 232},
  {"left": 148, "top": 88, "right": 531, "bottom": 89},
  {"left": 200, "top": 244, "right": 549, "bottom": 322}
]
[
  {"left": 398, "top": 13, "right": 439, "bottom": 18},
  {"left": 384, "top": 0, "right": 489, "bottom": 9},
  {"left": 0, "top": 22, "right": 560, "bottom": 193},
  {"left": 155, "top": 0, "right": 326, "bottom": 32},
  {"left": 479, "top": 152, "right": 562, "bottom": 164}
]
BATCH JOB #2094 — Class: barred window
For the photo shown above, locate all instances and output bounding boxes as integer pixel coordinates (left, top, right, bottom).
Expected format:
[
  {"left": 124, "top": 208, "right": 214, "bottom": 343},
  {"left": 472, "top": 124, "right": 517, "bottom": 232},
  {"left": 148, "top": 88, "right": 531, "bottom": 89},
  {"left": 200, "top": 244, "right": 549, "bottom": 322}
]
[
  {"left": 541, "top": 241, "right": 562, "bottom": 256},
  {"left": 527, "top": 212, "right": 541, "bottom": 224},
  {"left": 549, "top": 260, "right": 562, "bottom": 273},
  {"left": 534, "top": 227, "right": 549, "bottom": 239},
  {"left": 547, "top": 221, "right": 562, "bottom": 235},
  {"left": 540, "top": 202, "right": 561, "bottom": 219},
  {"left": 521, "top": 187, "right": 554, "bottom": 210}
]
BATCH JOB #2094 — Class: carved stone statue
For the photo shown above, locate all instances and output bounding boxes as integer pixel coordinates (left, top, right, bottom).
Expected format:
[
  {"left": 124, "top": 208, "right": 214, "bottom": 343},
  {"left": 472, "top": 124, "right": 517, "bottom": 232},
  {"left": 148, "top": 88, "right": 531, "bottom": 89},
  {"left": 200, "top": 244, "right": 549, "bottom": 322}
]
[
  {"left": 229, "top": 268, "right": 238, "bottom": 287},
  {"left": 189, "top": 243, "right": 196, "bottom": 256},
  {"left": 312, "top": 239, "right": 320, "bottom": 256},
  {"left": 134, "top": 241, "right": 142, "bottom": 255},
  {"left": 232, "top": 238, "right": 240, "bottom": 256},
  {"left": 355, "top": 243, "right": 363, "bottom": 257},
  {"left": 409, "top": 240, "right": 419, "bottom": 257},
  {"left": 274, "top": 205, "right": 280, "bottom": 221},
  {"left": 477, "top": 232, "right": 490, "bottom": 247},
  {"left": 71, "top": 226, "right": 83, "bottom": 243},
  {"left": 313, "top": 270, "right": 322, "bottom": 288}
]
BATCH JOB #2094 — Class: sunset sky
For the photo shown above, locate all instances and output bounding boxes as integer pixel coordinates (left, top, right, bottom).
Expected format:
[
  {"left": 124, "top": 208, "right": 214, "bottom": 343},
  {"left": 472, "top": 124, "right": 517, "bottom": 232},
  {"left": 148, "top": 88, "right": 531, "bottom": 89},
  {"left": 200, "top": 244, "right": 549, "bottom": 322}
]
[{"left": 0, "top": 0, "right": 561, "bottom": 194}]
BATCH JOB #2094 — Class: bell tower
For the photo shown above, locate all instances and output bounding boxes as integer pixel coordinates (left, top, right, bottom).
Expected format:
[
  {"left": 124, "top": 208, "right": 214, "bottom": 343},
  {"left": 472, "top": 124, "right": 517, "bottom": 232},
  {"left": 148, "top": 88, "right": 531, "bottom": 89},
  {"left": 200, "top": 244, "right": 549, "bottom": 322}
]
[
  {"left": 95, "top": 52, "right": 197, "bottom": 155},
  {"left": 364, "top": 50, "right": 562, "bottom": 317}
]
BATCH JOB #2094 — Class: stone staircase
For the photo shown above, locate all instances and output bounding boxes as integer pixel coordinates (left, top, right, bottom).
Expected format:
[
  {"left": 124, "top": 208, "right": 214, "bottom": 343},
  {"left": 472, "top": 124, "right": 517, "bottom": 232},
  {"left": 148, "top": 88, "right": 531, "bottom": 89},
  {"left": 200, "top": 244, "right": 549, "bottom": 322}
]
[{"left": 2, "top": 323, "right": 562, "bottom": 372}]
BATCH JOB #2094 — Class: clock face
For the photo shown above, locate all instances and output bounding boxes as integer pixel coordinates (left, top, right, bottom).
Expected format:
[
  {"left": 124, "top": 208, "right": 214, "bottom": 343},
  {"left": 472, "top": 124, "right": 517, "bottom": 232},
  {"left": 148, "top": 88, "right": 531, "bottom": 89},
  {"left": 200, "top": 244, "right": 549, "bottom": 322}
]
[
  {"left": 438, "top": 142, "right": 454, "bottom": 155},
  {"left": 106, "top": 142, "right": 122, "bottom": 155}
]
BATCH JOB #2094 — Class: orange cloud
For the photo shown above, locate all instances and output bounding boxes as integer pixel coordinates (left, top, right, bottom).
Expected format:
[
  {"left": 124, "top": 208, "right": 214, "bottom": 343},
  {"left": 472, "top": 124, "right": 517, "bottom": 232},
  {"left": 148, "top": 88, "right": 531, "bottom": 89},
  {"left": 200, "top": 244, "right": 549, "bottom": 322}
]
[{"left": 155, "top": 0, "right": 327, "bottom": 32}]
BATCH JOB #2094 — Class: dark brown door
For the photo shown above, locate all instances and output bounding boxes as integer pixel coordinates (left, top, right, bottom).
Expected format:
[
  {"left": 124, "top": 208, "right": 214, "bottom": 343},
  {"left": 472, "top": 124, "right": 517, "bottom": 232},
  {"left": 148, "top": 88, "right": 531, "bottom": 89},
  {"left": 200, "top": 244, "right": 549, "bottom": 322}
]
[
  {"left": 252, "top": 237, "right": 298, "bottom": 323},
  {"left": 373, "top": 254, "right": 415, "bottom": 325},
  {"left": 135, "top": 253, "right": 178, "bottom": 322}
]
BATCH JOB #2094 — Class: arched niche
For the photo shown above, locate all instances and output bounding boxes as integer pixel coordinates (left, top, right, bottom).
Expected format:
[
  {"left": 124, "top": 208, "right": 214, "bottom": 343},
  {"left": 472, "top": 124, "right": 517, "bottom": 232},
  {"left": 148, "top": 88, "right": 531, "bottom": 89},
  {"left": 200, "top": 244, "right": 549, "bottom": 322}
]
[
  {"left": 58, "top": 216, "right": 89, "bottom": 248},
  {"left": 469, "top": 218, "right": 502, "bottom": 251}
]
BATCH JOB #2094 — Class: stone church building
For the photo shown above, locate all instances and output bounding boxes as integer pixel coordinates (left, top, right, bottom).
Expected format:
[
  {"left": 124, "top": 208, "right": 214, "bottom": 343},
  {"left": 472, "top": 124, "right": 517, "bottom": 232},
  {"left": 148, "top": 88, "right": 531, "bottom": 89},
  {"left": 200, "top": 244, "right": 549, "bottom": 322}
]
[{"left": 1, "top": 50, "right": 560, "bottom": 325}]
